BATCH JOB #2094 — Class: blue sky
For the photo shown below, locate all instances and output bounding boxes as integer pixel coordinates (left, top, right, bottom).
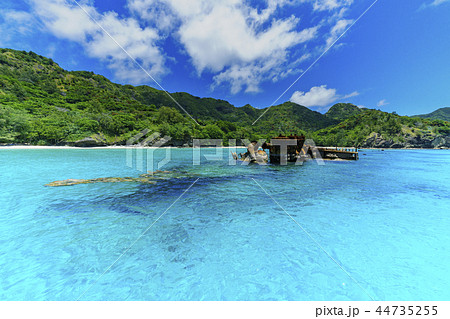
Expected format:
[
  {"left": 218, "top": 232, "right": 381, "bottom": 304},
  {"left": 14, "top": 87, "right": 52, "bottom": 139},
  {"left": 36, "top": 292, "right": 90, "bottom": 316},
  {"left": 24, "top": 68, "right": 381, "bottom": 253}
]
[{"left": 1, "top": 0, "right": 449, "bottom": 116}]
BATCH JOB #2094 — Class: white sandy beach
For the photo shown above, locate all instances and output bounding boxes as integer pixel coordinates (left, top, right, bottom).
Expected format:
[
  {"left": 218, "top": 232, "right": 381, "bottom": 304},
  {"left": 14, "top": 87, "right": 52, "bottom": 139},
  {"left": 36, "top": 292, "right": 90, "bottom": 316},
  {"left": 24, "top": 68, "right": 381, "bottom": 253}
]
[
  {"left": 0, "top": 145, "right": 246, "bottom": 150},
  {"left": 0, "top": 145, "right": 126, "bottom": 150}
]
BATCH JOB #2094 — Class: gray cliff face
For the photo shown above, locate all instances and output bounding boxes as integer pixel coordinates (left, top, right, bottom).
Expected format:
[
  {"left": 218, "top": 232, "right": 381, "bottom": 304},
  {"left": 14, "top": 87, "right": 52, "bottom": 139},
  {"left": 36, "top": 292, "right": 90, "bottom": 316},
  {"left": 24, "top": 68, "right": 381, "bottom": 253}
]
[
  {"left": 361, "top": 133, "right": 450, "bottom": 149},
  {"left": 70, "top": 134, "right": 108, "bottom": 147}
]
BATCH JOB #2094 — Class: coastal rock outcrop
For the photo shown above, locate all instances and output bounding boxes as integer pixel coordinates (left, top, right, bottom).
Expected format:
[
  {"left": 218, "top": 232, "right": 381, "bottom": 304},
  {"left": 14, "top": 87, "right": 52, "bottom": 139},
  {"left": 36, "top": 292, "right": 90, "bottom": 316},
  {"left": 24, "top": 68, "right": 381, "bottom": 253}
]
[
  {"left": 72, "top": 136, "right": 107, "bottom": 147},
  {"left": 361, "top": 132, "right": 450, "bottom": 149},
  {"left": 69, "top": 134, "right": 108, "bottom": 147},
  {"left": 361, "top": 133, "right": 394, "bottom": 148}
]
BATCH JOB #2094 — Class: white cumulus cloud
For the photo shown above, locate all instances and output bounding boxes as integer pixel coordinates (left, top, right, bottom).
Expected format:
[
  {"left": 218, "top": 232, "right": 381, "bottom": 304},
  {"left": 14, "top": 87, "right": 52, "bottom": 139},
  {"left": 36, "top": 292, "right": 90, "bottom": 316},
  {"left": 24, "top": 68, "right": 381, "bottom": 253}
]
[
  {"left": 128, "top": 0, "right": 322, "bottom": 92},
  {"left": 290, "top": 85, "right": 358, "bottom": 111},
  {"left": 128, "top": 0, "right": 177, "bottom": 33},
  {"left": 313, "top": 0, "right": 354, "bottom": 12},
  {"left": 173, "top": 0, "right": 318, "bottom": 94},
  {"left": 29, "top": 0, "right": 166, "bottom": 84},
  {"left": 0, "top": 0, "right": 361, "bottom": 93},
  {"left": 179, "top": 11, "right": 315, "bottom": 74},
  {"left": 325, "top": 18, "right": 353, "bottom": 48}
]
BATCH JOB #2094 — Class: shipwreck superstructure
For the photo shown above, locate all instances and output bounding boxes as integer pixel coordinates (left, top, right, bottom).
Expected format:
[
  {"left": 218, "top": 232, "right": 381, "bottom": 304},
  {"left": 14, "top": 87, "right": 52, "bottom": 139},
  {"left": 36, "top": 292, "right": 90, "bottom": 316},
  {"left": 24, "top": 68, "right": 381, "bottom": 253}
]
[{"left": 262, "top": 134, "right": 358, "bottom": 163}]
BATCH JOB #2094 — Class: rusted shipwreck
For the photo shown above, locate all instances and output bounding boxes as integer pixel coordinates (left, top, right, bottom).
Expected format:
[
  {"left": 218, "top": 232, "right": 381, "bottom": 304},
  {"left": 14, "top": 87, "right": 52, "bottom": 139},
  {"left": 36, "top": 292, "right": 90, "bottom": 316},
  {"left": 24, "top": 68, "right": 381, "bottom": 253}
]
[{"left": 262, "top": 134, "right": 359, "bottom": 163}]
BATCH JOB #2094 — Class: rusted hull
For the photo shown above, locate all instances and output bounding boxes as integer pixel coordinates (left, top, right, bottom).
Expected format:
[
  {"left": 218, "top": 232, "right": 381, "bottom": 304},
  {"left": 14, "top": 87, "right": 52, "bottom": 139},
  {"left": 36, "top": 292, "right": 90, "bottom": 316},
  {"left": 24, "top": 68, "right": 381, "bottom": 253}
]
[
  {"left": 316, "top": 147, "right": 359, "bottom": 160},
  {"left": 262, "top": 134, "right": 306, "bottom": 164},
  {"left": 262, "top": 135, "right": 359, "bottom": 163}
]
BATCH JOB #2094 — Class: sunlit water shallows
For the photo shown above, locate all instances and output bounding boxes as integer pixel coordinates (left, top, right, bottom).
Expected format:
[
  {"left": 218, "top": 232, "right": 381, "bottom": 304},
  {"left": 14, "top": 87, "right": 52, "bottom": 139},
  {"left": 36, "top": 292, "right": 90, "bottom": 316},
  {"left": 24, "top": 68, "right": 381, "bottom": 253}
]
[{"left": 0, "top": 148, "right": 449, "bottom": 300}]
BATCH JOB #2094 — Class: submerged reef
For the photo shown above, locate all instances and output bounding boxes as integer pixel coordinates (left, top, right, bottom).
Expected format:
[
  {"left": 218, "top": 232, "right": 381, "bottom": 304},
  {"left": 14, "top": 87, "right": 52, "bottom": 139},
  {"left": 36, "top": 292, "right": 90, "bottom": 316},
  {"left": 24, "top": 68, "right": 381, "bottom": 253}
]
[{"left": 45, "top": 170, "right": 196, "bottom": 187}]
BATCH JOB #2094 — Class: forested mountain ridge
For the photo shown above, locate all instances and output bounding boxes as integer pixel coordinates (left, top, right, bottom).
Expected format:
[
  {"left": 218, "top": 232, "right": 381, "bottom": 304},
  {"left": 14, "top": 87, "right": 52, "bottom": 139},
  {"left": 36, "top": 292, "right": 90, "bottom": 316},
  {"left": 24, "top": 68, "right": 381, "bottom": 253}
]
[
  {"left": 325, "top": 103, "right": 362, "bottom": 122},
  {"left": 314, "top": 109, "right": 450, "bottom": 148},
  {"left": 0, "top": 48, "right": 333, "bottom": 145},
  {"left": 415, "top": 107, "right": 450, "bottom": 122},
  {"left": 1, "top": 48, "right": 449, "bottom": 148}
]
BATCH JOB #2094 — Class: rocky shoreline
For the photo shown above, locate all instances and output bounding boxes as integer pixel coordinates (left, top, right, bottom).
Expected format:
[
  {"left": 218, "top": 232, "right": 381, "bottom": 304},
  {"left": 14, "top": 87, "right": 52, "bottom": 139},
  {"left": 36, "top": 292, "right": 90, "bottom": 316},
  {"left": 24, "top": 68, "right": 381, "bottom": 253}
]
[
  {"left": 2, "top": 133, "right": 450, "bottom": 150},
  {"left": 360, "top": 132, "right": 450, "bottom": 149},
  {"left": 1, "top": 144, "right": 448, "bottom": 150}
]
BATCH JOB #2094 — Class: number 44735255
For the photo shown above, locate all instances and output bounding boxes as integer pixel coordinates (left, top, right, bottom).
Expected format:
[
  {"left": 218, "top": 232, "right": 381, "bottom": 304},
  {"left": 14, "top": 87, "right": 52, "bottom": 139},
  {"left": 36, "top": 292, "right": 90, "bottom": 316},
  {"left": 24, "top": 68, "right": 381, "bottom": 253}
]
[{"left": 376, "top": 306, "right": 437, "bottom": 316}]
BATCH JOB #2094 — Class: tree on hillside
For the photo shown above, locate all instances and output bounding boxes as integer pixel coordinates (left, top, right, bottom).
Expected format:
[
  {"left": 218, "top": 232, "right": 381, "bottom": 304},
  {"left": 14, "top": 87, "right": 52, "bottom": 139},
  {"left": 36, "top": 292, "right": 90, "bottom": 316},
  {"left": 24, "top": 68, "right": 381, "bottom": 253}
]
[
  {"left": 156, "top": 106, "right": 185, "bottom": 124},
  {"left": 0, "top": 105, "right": 30, "bottom": 143}
]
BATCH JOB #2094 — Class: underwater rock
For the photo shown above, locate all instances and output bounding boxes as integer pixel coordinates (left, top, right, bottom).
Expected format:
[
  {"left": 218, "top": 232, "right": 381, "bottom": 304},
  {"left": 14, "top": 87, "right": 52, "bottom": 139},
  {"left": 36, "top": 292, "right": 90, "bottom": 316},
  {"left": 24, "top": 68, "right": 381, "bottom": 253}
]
[
  {"left": 45, "top": 170, "right": 199, "bottom": 187},
  {"left": 45, "top": 176, "right": 157, "bottom": 187}
]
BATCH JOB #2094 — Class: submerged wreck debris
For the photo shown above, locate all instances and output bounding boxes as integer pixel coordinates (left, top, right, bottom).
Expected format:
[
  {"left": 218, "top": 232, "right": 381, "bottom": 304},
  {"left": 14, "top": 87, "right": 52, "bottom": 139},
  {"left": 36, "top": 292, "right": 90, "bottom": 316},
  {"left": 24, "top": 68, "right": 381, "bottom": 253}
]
[
  {"left": 45, "top": 170, "right": 197, "bottom": 187},
  {"left": 45, "top": 177, "right": 157, "bottom": 187},
  {"left": 262, "top": 134, "right": 359, "bottom": 163},
  {"left": 262, "top": 134, "right": 306, "bottom": 163},
  {"left": 231, "top": 149, "right": 269, "bottom": 164}
]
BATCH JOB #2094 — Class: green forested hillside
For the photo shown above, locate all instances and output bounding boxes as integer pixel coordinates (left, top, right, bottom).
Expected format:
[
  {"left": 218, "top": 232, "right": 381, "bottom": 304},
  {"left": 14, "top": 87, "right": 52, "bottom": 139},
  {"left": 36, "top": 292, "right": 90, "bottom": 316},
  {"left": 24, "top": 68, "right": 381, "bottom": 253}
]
[
  {"left": 313, "top": 109, "right": 450, "bottom": 148},
  {"left": 0, "top": 48, "right": 449, "bottom": 148},
  {"left": 415, "top": 107, "right": 450, "bottom": 122},
  {"left": 325, "top": 103, "right": 362, "bottom": 122},
  {"left": 0, "top": 48, "right": 252, "bottom": 145},
  {"left": 0, "top": 48, "right": 333, "bottom": 145}
]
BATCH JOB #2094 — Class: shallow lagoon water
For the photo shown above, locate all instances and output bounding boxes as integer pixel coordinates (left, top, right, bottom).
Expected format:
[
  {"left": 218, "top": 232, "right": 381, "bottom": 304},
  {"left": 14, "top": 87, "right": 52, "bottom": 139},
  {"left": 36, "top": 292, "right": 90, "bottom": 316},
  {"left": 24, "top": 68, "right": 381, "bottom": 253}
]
[{"left": 0, "top": 148, "right": 449, "bottom": 300}]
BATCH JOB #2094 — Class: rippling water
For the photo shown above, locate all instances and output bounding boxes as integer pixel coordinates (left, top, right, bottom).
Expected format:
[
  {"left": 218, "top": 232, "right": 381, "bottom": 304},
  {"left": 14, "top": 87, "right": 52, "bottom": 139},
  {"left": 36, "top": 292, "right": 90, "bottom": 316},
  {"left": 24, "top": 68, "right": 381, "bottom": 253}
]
[{"left": 0, "top": 148, "right": 449, "bottom": 300}]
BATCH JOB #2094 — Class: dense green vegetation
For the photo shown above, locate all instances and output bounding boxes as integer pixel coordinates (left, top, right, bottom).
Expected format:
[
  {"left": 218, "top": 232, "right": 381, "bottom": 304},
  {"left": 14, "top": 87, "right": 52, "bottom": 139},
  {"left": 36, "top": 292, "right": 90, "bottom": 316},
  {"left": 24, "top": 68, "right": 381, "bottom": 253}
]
[
  {"left": 313, "top": 109, "right": 450, "bottom": 147},
  {"left": 415, "top": 107, "right": 450, "bottom": 122},
  {"left": 0, "top": 48, "right": 449, "bottom": 148},
  {"left": 0, "top": 48, "right": 314, "bottom": 145},
  {"left": 325, "top": 103, "right": 362, "bottom": 122}
]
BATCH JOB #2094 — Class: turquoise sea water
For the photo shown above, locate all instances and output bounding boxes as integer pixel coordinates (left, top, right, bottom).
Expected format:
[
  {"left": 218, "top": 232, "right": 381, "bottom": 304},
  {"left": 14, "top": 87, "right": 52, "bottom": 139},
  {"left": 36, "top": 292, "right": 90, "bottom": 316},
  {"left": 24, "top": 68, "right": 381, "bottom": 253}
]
[{"left": 0, "top": 148, "right": 449, "bottom": 301}]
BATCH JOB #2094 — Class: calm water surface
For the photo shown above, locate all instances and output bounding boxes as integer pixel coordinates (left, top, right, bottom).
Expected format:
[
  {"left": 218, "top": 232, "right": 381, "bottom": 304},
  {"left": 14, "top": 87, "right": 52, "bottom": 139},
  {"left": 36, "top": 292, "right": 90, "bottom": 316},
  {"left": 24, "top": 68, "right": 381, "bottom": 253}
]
[{"left": 0, "top": 148, "right": 449, "bottom": 300}]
